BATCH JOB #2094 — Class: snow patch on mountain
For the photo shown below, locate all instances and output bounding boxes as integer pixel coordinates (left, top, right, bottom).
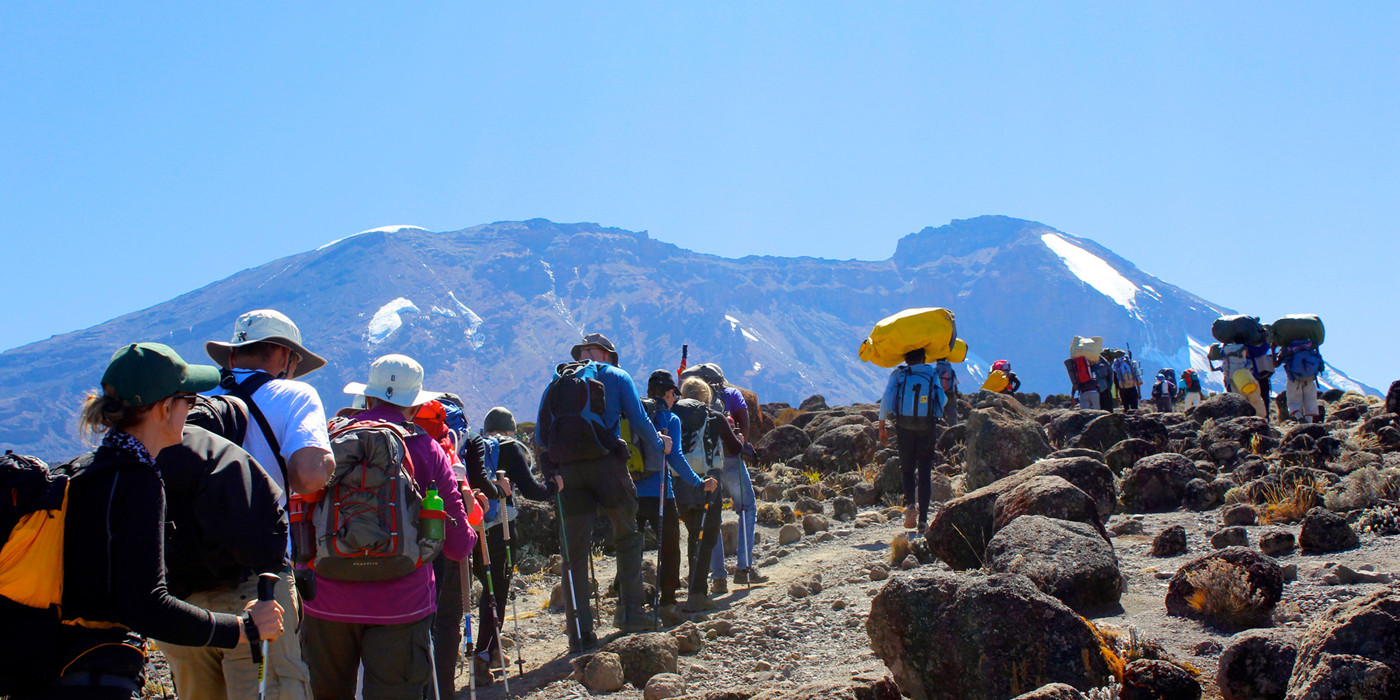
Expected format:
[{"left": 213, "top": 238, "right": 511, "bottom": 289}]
[
  {"left": 448, "top": 292, "right": 486, "bottom": 349},
  {"left": 725, "top": 315, "right": 761, "bottom": 343},
  {"left": 368, "top": 297, "right": 419, "bottom": 344},
  {"left": 1041, "top": 233, "right": 1139, "bottom": 312},
  {"left": 318, "top": 225, "right": 427, "bottom": 251}
]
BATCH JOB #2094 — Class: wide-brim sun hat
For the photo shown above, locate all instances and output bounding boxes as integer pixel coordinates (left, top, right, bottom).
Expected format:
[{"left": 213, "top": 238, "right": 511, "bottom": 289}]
[
  {"left": 342, "top": 353, "right": 443, "bottom": 408},
  {"left": 205, "top": 309, "right": 326, "bottom": 378},
  {"left": 570, "top": 332, "right": 619, "bottom": 365},
  {"left": 102, "top": 342, "right": 221, "bottom": 407}
]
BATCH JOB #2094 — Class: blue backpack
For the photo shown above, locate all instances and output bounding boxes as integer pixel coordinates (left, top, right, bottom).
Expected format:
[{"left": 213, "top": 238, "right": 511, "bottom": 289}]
[
  {"left": 537, "top": 360, "right": 614, "bottom": 464},
  {"left": 1285, "top": 341, "right": 1324, "bottom": 380},
  {"left": 891, "top": 364, "right": 945, "bottom": 430},
  {"left": 479, "top": 435, "right": 518, "bottom": 528}
]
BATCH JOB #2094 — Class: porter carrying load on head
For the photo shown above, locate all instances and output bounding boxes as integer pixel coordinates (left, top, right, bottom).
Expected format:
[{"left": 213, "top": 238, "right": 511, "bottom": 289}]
[
  {"left": 858, "top": 307, "right": 959, "bottom": 368},
  {"left": 1065, "top": 336, "right": 1104, "bottom": 410},
  {"left": 1272, "top": 314, "right": 1326, "bottom": 423}
]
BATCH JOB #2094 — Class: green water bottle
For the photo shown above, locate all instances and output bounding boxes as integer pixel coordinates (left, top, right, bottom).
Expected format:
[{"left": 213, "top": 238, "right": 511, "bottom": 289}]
[{"left": 421, "top": 488, "right": 446, "bottom": 541}]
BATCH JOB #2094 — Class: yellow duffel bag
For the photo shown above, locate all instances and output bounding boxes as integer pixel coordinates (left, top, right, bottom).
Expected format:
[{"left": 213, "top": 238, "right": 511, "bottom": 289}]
[{"left": 858, "top": 308, "right": 957, "bottom": 368}]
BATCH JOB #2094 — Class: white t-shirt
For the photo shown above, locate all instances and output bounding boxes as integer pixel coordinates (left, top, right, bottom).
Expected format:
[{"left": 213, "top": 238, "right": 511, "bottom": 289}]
[{"left": 209, "top": 368, "right": 332, "bottom": 496}]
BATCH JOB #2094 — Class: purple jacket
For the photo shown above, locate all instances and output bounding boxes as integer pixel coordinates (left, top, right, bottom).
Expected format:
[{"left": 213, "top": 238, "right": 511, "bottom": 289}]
[{"left": 304, "top": 404, "right": 474, "bottom": 625}]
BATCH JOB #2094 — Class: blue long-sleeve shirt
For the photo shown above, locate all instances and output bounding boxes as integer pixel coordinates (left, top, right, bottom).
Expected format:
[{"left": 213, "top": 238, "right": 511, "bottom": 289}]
[
  {"left": 536, "top": 360, "right": 665, "bottom": 469},
  {"left": 635, "top": 408, "right": 705, "bottom": 499}
]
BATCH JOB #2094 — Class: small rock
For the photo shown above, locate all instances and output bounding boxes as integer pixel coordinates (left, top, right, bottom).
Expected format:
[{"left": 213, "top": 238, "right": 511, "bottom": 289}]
[
  {"left": 1259, "top": 530, "right": 1296, "bottom": 557},
  {"left": 789, "top": 582, "right": 812, "bottom": 598},
  {"left": 802, "top": 513, "right": 831, "bottom": 535},
  {"left": 1191, "top": 640, "right": 1222, "bottom": 656},
  {"left": 832, "top": 496, "right": 858, "bottom": 521},
  {"left": 901, "top": 557, "right": 920, "bottom": 570},
  {"left": 1211, "top": 526, "right": 1249, "bottom": 549},
  {"left": 672, "top": 621, "right": 703, "bottom": 655},
  {"left": 1152, "top": 525, "right": 1188, "bottom": 557},
  {"left": 869, "top": 566, "right": 890, "bottom": 581},
  {"left": 832, "top": 600, "right": 847, "bottom": 611},
  {"left": 1299, "top": 507, "right": 1360, "bottom": 553},
  {"left": 1281, "top": 563, "right": 1298, "bottom": 581},
  {"left": 643, "top": 672, "right": 687, "bottom": 700},
  {"left": 777, "top": 524, "right": 804, "bottom": 545},
  {"left": 581, "top": 651, "right": 626, "bottom": 693},
  {"left": 1322, "top": 564, "right": 1393, "bottom": 585},
  {"left": 1120, "top": 659, "right": 1201, "bottom": 700},
  {"left": 1221, "top": 504, "right": 1258, "bottom": 526},
  {"left": 753, "top": 660, "right": 772, "bottom": 672},
  {"left": 1110, "top": 515, "right": 1146, "bottom": 536},
  {"left": 817, "top": 532, "right": 836, "bottom": 543}
]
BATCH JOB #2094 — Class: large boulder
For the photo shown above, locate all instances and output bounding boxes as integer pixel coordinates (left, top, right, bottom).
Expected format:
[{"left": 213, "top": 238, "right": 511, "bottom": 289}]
[
  {"left": 991, "top": 476, "right": 1110, "bottom": 542},
  {"left": 927, "top": 456, "right": 1116, "bottom": 570},
  {"left": 600, "top": 632, "right": 679, "bottom": 689},
  {"left": 756, "top": 425, "right": 811, "bottom": 465},
  {"left": 798, "top": 422, "right": 878, "bottom": 473},
  {"left": 1120, "top": 453, "right": 1200, "bottom": 513},
  {"left": 512, "top": 498, "right": 561, "bottom": 556},
  {"left": 1045, "top": 410, "right": 1107, "bottom": 448},
  {"left": 1011, "top": 685, "right": 1088, "bottom": 700},
  {"left": 1105, "top": 438, "right": 1162, "bottom": 475},
  {"left": 984, "top": 515, "right": 1125, "bottom": 612},
  {"left": 1217, "top": 628, "right": 1297, "bottom": 700},
  {"left": 1071, "top": 412, "right": 1126, "bottom": 453},
  {"left": 867, "top": 572, "right": 1114, "bottom": 700},
  {"left": 1191, "top": 393, "right": 1257, "bottom": 422},
  {"left": 964, "top": 407, "right": 1052, "bottom": 490},
  {"left": 1286, "top": 583, "right": 1400, "bottom": 699},
  {"left": 1165, "top": 547, "right": 1284, "bottom": 630}
]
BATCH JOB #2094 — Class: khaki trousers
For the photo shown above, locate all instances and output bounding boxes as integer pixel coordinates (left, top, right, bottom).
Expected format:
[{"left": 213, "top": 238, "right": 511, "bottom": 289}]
[{"left": 156, "top": 572, "right": 312, "bottom": 700}]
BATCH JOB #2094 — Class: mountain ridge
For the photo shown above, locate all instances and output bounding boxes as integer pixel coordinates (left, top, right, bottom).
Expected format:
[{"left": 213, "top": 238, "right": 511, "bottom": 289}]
[{"left": 0, "top": 215, "right": 1375, "bottom": 461}]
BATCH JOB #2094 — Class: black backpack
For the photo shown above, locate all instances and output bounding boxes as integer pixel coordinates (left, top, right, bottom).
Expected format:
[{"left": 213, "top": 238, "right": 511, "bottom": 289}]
[
  {"left": 671, "top": 397, "right": 721, "bottom": 469},
  {"left": 537, "top": 360, "right": 617, "bottom": 464}
]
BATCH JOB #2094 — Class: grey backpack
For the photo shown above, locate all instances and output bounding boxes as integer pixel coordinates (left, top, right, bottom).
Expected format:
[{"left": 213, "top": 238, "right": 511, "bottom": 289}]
[{"left": 313, "top": 418, "right": 441, "bottom": 582}]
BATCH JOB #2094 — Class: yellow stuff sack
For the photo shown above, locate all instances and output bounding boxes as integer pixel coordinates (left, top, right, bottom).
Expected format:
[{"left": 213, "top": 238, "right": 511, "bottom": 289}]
[
  {"left": 946, "top": 338, "right": 968, "bottom": 364},
  {"left": 1232, "top": 369, "right": 1259, "bottom": 397},
  {"left": 0, "top": 494, "right": 67, "bottom": 609},
  {"left": 981, "top": 370, "right": 1010, "bottom": 393},
  {"left": 859, "top": 308, "right": 958, "bottom": 368}
]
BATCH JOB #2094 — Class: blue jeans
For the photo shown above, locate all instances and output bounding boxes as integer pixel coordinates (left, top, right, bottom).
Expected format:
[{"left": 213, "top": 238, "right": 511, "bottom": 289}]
[{"left": 710, "top": 456, "right": 756, "bottom": 577}]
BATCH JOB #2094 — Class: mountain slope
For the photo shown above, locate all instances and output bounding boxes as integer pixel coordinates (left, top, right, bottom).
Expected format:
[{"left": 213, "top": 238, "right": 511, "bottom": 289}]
[{"left": 0, "top": 216, "right": 1374, "bottom": 460}]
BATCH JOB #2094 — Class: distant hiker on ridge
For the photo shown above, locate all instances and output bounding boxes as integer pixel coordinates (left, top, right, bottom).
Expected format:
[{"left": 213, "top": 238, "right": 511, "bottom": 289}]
[
  {"left": 878, "top": 348, "right": 946, "bottom": 532},
  {"left": 1150, "top": 369, "right": 1178, "bottom": 413},
  {"left": 1179, "top": 368, "right": 1205, "bottom": 409}
]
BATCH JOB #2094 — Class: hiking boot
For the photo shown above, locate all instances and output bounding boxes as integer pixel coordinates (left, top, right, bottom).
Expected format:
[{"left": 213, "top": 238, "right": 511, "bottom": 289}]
[
  {"left": 903, "top": 507, "right": 918, "bottom": 529},
  {"left": 620, "top": 611, "right": 660, "bottom": 633},
  {"left": 736, "top": 568, "right": 769, "bottom": 585},
  {"left": 682, "top": 594, "right": 717, "bottom": 612},
  {"left": 711, "top": 577, "right": 729, "bottom": 595},
  {"left": 472, "top": 657, "right": 496, "bottom": 684},
  {"left": 567, "top": 630, "right": 598, "bottom": 654},
  {"left": 658, "top": 604, "right": 686, "bottom": 626}
]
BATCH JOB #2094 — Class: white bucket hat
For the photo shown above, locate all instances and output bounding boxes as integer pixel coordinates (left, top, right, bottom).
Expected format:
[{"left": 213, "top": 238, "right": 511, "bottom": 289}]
[
  {"left": 205, "top": 309, "right": 327, "bottom": 378},
  {"left": 343, "top": 354, "right": 442, "bottom": 408}
]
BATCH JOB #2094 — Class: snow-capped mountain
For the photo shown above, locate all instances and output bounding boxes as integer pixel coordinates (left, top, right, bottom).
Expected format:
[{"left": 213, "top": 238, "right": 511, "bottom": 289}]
[{"left": 0, "top": 216, "right": 1375, "bottom": 460}]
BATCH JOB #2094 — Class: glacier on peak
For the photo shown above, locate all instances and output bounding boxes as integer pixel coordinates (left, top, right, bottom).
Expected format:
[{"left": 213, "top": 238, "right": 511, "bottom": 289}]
[
  {"left": 368, "top": 297, "right": 420, "bottom": 344},
  {"left": 318, "top": 225, "right": 428, "bottom": 251},
  {"left": 1041, "top": 233, "right": 1140, "bottom": 313}
]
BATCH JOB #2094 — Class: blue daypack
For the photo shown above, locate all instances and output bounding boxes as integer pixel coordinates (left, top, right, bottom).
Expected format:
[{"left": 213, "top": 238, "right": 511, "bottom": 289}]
[
  {"left": 891, "top": 364, "right": 945, "bottom": 430},
  {"left": 1285, "top": 341, "right": 1323, "bottom": 380},
  {"left": 479, "top": 435, "right": 519, "bottom": 528}
]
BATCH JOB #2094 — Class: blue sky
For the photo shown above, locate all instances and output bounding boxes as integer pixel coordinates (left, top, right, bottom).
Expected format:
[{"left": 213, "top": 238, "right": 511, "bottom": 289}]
[{"left": 2, "top": 3, "right": 1397, "bottom": 389}]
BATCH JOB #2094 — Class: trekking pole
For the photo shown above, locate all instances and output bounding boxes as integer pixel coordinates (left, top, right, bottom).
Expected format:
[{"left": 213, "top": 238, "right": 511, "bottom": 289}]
[
  {"left": 554, "top": 492, "right": 586, "bottom": 648},
  {"left": 653, "top": 462, "right": 667, "bottom": 630},
  {"left": 497, "top": 471, "right": 526, "bottom": 678},
  {"left": 688, "top": 483, "right": 717, "bottom": 597},
  {"left": 462, "top": 552, "right": 477, "bottom": 700},
  {"left": 428, "top": 632, "right": 442, "bottom": 700},
  {"left": 491, "top": 473, "right": 512, "bottom": 696},
  {"left": 477, "top": 514, "right": 506, "bottom": 696},
  {"left": 254, "top": 573, "right": 280, "bottom": 700}
]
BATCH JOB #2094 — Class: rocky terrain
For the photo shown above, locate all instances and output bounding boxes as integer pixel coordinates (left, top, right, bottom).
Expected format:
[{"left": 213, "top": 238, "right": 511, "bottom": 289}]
[{"left": 136, "top": 386, "right": 1400, "bottom": 699}]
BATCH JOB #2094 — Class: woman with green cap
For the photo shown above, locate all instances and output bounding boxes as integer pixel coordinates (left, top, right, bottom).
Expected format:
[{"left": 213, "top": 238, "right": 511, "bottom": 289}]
[{"left": 16, "top": 343, "right": 284, "bottom": 699}]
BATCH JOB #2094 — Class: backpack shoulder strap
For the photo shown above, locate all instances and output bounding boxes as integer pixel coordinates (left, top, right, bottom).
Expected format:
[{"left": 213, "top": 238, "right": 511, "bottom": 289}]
[{"left": 220, "top": 369, "right": 289, "bottom": 494}]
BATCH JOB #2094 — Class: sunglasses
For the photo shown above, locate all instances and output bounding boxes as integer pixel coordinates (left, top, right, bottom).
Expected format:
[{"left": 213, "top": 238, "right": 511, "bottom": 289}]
[{"left": 169, "top": 393, "right": 198, "bottom": 407}]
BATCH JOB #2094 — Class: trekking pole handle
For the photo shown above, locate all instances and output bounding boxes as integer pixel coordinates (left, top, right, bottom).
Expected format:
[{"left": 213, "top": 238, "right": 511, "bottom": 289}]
[{"left": 257, "top": 573, "right": 280, "bottom": 603}]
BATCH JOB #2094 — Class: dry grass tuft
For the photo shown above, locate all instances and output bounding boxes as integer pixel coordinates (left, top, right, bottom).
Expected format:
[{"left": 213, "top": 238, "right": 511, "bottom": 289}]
[
  {"left": 890, "top": 532, "right": 912, "bottom": 565},
  {"left": 1184, "top": 559, "right": 1266, "bottom": 623},
  {"left": 774, "top": 408, "right": 803, "bottom": 426},
  {"left": 802, "top": 469, "right": 822, "bottom": 484},
  {"left": 1258, "top": 479, "right": 1319, "bottom": 524}
]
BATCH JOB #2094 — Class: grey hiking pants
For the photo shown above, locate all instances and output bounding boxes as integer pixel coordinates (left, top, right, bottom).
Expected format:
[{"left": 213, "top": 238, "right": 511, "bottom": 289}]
[{"left": 558, "top": 451, "right": 644, "bottom": 640}]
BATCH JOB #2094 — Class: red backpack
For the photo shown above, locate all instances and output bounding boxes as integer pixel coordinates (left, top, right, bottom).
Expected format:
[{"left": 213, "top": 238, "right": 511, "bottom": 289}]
[{"left": 1067, "top": 356, "right": 1094, "bottom": 386}]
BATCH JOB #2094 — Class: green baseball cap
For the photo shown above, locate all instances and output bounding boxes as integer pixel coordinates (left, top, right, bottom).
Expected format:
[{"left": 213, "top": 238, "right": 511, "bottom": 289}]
[{"left": 101, "top": 342, "right": 221, "bottom": 407}]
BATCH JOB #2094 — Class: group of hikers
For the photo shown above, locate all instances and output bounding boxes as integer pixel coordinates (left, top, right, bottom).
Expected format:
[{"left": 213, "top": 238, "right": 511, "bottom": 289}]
[
  {"left": 0, "top": 310, "right": 768, "bottom": 699},
  {"left": 874, "top": 314, "right": 1330, "bottom": 540}
]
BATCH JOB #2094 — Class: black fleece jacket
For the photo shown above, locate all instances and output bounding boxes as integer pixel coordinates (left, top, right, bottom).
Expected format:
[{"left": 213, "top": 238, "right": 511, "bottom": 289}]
[{"left": 61, "top": 443, "right": 242, "bottom": 649}]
